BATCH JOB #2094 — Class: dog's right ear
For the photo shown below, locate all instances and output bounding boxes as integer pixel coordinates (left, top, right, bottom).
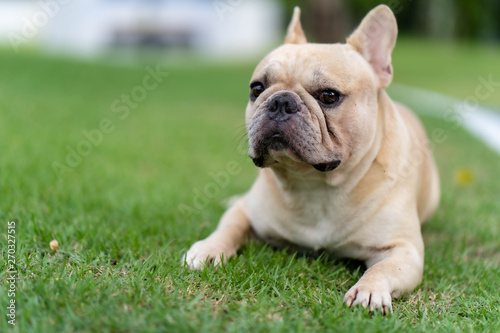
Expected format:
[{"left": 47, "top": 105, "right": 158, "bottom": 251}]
[
  {"left": 347, "top": 5, "right": 397, "bottom": 88},
  {"left": 284, "top": 7, "right": 307, "bottom": 44}
]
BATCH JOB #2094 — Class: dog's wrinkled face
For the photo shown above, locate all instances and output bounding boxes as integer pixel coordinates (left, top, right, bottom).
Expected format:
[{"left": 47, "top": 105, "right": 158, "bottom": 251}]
[
  {"left": 246, "top": 43, "right": 379, "bottom": 174},
  {"left": 246, "top": 6, "right": 397, "bottom": 177}
]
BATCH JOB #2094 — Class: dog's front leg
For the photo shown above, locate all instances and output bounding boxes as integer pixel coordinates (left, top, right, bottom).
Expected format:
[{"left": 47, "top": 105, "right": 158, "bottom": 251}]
[
  {"left": 183, "top": 197, "right": 250, "bottom": 270},
  {"left": 343, "top": 238, "right": 424, "bottom": 314}
]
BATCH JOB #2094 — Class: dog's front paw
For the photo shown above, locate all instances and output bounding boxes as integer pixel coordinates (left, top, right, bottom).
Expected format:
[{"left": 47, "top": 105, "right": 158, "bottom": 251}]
[
  {"left": 344, "top": 281, "right": 393, "bottom": 315},
  {"left": 182, "top": 239, "right": 236, "bottom": 270}
]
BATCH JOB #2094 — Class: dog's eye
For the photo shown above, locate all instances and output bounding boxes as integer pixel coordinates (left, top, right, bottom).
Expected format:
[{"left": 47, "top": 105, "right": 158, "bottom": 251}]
[
  {"left": 319, "top": 90, "right": 339, "bottom": 105},
  {"left": 250, "top": 83, "right": 265, "bottom": 101}
]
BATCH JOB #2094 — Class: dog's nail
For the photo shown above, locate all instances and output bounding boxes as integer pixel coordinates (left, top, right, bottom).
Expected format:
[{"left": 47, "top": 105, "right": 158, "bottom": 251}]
[{"left": 382, "top": 304, "right": 392, "bottom": 316}]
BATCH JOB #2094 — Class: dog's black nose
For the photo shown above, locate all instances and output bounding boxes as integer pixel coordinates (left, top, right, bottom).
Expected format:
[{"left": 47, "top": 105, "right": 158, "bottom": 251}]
[{"left": 267, "top": 95, "right": 299, "bottom": 120}]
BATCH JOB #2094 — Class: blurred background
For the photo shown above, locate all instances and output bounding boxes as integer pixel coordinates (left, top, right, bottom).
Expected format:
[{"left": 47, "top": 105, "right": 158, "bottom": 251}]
[
  {"left": 0, "top": 0, "right": 282, "bottom": 60},
  {"left": 1, "top": 0, "right": 499, "bottom": 105},
  {"left": 1, "top": 0, "right": 499, "bottom": 60}
]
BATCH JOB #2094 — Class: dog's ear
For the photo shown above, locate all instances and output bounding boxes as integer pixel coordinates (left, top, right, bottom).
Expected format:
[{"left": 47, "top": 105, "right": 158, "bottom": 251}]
[
  {"left": 284, "top": 7, "right": 307, "bottom": 44},
  {"left": 347, "top": 5, "right": 397, "bottom": 88}
]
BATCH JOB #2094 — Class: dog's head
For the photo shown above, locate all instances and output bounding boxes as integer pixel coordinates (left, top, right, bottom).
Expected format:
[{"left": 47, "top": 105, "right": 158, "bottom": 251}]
[{"left": 246, "top": 5, "right": 397, "bottom": 177}]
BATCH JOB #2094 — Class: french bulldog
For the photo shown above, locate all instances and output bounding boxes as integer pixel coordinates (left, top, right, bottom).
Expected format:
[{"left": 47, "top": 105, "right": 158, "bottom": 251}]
[{"left": 184, "top": 5, "right": 440, "bottom": 314}]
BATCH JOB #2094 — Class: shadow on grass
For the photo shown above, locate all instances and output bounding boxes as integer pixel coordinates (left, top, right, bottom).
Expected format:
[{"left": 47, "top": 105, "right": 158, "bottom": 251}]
[{"left": 238, "top": 239, "right": 366, "bottom": 276}]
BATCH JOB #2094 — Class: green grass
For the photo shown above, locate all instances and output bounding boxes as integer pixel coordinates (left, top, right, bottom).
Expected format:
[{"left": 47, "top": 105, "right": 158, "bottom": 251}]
[
  {"left": 393, "top": 37, "right": 500, "bottom": 108},
  {"left": 1, "top": 39, "right": 499, "bottom": 332}
]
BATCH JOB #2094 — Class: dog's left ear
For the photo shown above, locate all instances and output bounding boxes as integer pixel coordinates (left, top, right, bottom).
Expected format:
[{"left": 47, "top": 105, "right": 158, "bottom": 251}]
[
  {"left": 347, "top": 5, "right": 397, "bottom": 88},
  {"left": 284, "top": 7, "right": 307, "bottom": 44}
]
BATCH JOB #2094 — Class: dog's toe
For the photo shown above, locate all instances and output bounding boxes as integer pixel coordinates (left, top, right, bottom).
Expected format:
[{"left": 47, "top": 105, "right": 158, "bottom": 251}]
[
  {"left": 182, "top": 240, "right": 235, "bottom": 270},
  {"left": 344, "top": 283, "right": 393, "bottom": 315}
]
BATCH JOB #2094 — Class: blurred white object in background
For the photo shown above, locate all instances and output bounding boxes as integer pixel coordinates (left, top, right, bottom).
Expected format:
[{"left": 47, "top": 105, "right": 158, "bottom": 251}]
[
  {"left": 0, "top": 0, "right": 282, "bottom": 60},
  {"left": 0, "top": 1, "right": 38, "bottom": 45}
]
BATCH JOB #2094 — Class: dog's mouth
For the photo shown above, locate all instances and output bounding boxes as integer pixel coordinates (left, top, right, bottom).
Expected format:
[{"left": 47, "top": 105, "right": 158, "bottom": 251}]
[
  {"left": 251, "top": 154, "right": 341, "bottom": 172},
  {"left": 312, "top": 160, "right": 342, "bottom": 172},
  {"left": 251, "top": 156, "right": 266, "bottom": 168},
  {"left": 250, "top": 132, "right": 294, "bottom": 164},
  {"left": 250, "top": 133, "right": 341, "bottom": 172},
  {"left": 268, "top": 133, "right": 289, "bottom": 151},
  {"left": 248, "top": 116, "right": 342, "bottom": 172},
  {"left": 252, "top": 132, "right": 290, "bottom": 155}
]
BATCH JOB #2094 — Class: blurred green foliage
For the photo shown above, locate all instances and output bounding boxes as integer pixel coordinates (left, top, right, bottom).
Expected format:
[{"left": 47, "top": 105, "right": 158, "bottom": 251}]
[{"left": 281, "top": 0, "right": 500, "bottom": 42}]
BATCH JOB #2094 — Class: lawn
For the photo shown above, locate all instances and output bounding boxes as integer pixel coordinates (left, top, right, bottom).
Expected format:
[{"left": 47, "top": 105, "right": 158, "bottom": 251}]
[
  {"left": 1, "top": 39, "right": 499, "bottom": 332},
  {"left": 393, "top": 37, "right": 500, "bottom": 108}
]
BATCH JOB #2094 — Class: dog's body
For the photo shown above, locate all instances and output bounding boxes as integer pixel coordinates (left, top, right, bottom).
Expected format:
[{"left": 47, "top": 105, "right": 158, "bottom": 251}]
[{"left": 184, "top": 5, "right": 440, "bottom": 314}]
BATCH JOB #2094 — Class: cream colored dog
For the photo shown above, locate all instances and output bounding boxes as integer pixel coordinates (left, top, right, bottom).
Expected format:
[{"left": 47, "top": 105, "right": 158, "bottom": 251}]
[{"left": 184, "top": 5, "right": 440, "bottom": 314}]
